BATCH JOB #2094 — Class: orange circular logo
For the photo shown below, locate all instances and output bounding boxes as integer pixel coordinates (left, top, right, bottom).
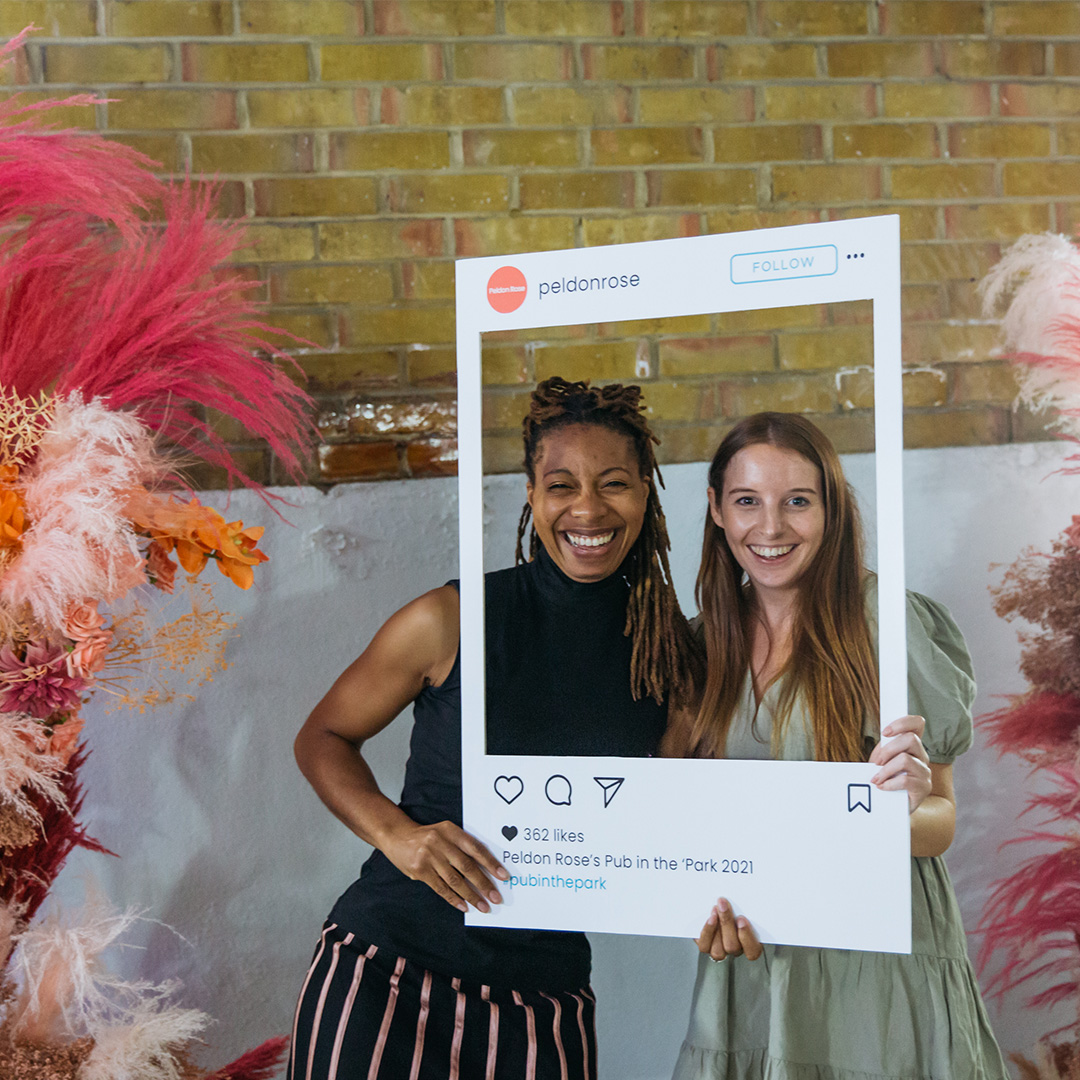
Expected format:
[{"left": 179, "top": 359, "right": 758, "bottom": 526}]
[{"left": 486, "top": 266, "right": 527, "bottom": 313}]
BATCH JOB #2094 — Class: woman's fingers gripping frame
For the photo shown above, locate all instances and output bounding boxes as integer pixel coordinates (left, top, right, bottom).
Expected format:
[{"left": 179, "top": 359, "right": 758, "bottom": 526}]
[
  {"left": 409, "top": 822, "right": 510, "bottom": 914},
  {"left": 870, "top": 715, "right": 932, "bottom": 813},
  {"left": 695, "top": 898, "right": 763, "bottom": 963},
  {"left": 873, "top": 714, "right": 926, "bottom": 752}
]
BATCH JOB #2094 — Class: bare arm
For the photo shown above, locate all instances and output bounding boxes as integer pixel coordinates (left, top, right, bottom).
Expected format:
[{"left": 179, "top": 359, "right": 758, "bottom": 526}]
[
  {"left": 908, "top": 763, "right": 955, "bottom": 857},
  {"left": 868, "top": 715, "right": 955, "bottom": 857},
  {"left": 294, "top": 586, "right": 508, "bottom": 913}
]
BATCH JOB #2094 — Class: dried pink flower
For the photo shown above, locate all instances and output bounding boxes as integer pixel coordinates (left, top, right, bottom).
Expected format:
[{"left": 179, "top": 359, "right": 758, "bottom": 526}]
[
  {"left": 0, "top": 640, "right": 87, "bottom": 719},
  {"left": 47, "top": 713, "right": 84, "bottom": 766},
  {"left": 145, "top": 539, "right": 177, "bottom": 594},
  {"left": 63, "top": 600, "right": 106, "bottom": 641},
  {"left": 66, "top": 630, "right": 112, "bottom": 679}
]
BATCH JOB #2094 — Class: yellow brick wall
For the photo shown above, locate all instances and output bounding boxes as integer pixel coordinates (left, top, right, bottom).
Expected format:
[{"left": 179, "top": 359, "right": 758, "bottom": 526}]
[{"left": 4, "top": 0, "right": 1073, "bottom": 482}]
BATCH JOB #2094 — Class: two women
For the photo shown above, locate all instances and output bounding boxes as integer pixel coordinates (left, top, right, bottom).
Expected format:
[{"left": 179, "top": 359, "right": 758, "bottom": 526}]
[
  {"left": 292, "top": 380, "right": 1005, "bottom": 1078},
  {"left": 669, "top": 412, "right": 1007, "bottom": 1079}
]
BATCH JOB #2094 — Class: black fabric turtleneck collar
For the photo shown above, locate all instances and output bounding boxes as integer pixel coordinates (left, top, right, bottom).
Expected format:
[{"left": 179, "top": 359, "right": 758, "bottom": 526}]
[{"left": 525, "top": 540, "right": 632, "bottom": 608}]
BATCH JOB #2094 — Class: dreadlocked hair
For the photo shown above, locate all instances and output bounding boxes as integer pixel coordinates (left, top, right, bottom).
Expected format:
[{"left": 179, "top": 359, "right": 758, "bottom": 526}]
[{"left": 514, "top": 376, "right": 703, "bottom": 708}]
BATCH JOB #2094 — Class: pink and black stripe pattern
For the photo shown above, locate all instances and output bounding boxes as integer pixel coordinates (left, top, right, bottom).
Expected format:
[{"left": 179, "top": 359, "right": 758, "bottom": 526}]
[{"left": 289, "top": 923, "right": 597, "bottom": 1080}]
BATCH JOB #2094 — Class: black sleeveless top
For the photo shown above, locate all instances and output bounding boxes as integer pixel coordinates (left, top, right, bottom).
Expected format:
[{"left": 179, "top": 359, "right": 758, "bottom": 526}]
[{"left": 328, "top": 546, "right": 667, "bottom": 990}]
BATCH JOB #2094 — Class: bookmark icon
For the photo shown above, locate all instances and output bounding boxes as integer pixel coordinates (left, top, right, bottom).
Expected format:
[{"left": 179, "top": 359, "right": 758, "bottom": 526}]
[{"left": 847, "top": 783, "right": 871, "bottom": 813}]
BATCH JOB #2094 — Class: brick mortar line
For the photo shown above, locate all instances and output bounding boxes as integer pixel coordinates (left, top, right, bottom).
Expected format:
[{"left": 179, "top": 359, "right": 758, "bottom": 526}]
[
  {"left": 108, "top": 120, "right": 1080, "bottom": 130},
  {"left": 237, "top": 212, "right": 1074, "bottom": 230},
  {"left": 179, "top": 131, "right": 192, "bottom": 171},
  {"left": 40, "top": 35, "right": 994, "bottom": 46},
  {"left": 27, "top": 80, "right": 1080, "bottom": 95},
  {"left": 28, "top": 34, "right": 1063, "bottom": 43},
  {"left": 161, "top": 163, "right": 1080, "bottom": 181},
  {"left": 100, "top": 149, "right": 1080, "bottom": 163},
  {"left": 34, "top": 40, "right": 1080, "bottom": 55}
]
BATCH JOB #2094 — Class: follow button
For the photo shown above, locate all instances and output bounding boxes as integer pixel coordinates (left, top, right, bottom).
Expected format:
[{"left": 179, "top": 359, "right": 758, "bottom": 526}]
[{"left": 730, "top": 244, "right": 838, "bottom": 285}]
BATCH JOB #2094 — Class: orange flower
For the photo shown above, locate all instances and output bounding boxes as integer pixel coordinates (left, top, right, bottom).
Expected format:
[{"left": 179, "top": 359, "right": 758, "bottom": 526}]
[
  {"left": 213, "top": 522, "right": 268, "bottom": 589},
  {"left": 0, "top": 463, "right": 26, "bottom": 548},
  {"left": 125, "top": 488, "right": 268, "bottom": 589}
]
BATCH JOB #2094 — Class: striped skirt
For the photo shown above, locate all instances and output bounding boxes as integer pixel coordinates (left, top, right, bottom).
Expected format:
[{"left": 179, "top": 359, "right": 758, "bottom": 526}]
[{"left": 288, "top": 922, "right": 598, "bottom": 1080}]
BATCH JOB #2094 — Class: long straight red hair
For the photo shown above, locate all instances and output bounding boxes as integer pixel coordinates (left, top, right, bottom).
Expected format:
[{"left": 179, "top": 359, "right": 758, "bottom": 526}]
[{"left": 669, "top": 413, "right": 878, "bottom": 762}]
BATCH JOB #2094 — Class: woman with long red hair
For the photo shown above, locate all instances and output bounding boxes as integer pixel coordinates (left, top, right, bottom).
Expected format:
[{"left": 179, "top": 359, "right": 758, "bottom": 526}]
[{"left": 667, "top": 412, "right": 1007, "bottom": 1080}]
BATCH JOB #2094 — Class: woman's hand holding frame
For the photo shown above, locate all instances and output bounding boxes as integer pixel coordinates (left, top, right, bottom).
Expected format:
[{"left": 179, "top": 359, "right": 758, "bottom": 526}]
[
  {"left": 695, "top": 898, "right": 764, "bottom": 963},
  {"left": 294, "top": 586, "right": 509, "bottom": 915},
  {"left": 869, "top": 714, "right": 931, "bottom": 813}
]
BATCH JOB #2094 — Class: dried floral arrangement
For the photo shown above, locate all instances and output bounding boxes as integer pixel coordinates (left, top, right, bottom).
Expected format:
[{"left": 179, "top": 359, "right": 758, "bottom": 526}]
[
  {"left": 977, "top": 233, "right": 1080, "bottom": 1079},
  {"left": 0, "top": 27, "right": 311, "bottom": 1080}
]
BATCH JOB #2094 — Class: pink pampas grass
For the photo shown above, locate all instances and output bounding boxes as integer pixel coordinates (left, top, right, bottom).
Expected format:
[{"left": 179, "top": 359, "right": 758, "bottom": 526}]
[
  {"left": 0, "top": 180, "right": 314, "bottom": 489},
  {"left": 0, "top": 30, "right": 314, "bottom": 494},
  {"left": 980, "top": 691, "right": 1080, "bottom": 762},
  {"left": 0, "top": 29, "right": 159, "bottom": 239},
  {"left": 975, "top": 514, "right": 1080, "bottom": 1053},
  {"left": 980, "top": 233, "right": 1080, "bottom": 361},
  {"left": 0, "top": 712, "right": 66, "bottom": 826},
  {"left": 0, "top": 745, "right": 111, "bottom": 928},
  {"left": 0, "top": 397, "right": 156, "bottom": 633},
  {"left": 978, "top": 833, "right": 1080, "bottom": 1023},
  {"left": 8, "top": 899, "right": 208, "bottom": 1075},
  {"left": 981, "top": 233, "right": 1080, "bottom": 447},
  {"left": 203, "top": 1036, "right": 290, "bottom": 1080}
]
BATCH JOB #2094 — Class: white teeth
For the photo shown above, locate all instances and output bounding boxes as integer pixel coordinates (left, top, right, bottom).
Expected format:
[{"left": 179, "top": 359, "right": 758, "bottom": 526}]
[
  {"left": 749, "top": 544, "right": 794, "bottom": 559},
  {"left": 566, "top": 531, "right": 615, "bottom": 548}
]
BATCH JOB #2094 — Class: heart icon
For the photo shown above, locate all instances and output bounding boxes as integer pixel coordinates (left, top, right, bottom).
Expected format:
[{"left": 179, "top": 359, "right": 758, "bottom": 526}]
[
  {"left": 502, "top": 825, "right": 518, "bottom": 841},
  {"left": 494, "top": 775, "right": 524, "bottom": 805}
]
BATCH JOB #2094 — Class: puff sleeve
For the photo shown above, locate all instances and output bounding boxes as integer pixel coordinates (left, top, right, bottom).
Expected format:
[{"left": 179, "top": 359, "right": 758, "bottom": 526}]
[
  {"left": 864, "top": 576, "right": 976, "bottom": 762},
  {"left": 904, "top": 589, "right": 976, "bottom": 764}
]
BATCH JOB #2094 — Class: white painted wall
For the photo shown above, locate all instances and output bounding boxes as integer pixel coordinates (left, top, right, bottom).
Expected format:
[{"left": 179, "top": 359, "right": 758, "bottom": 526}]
[{"left": 52, "top": 441, "right": 1072, "bottom": 1076}]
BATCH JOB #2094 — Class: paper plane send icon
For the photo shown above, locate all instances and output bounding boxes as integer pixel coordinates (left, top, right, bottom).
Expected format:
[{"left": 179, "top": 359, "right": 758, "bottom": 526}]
[{"left": 594, "top": 776, "right": 624, "bottom": 808}]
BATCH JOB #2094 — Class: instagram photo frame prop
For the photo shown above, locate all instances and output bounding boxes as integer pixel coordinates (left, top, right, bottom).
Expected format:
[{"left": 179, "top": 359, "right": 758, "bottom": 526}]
[{"left": 455, "top": 216, "right": 911, "bottom": 951}]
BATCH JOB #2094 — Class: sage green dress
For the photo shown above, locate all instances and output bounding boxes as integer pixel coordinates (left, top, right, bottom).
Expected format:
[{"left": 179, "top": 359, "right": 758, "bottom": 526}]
[{"left": 673, "top": 586, "right": 1009, "bottom": 1080}]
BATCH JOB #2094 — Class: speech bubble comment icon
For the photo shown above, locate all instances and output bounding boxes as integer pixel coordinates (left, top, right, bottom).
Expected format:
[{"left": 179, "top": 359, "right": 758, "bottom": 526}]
[
  {"left": 545, "top": 774, "right": 572, "bottom": 806},
  {"left": 847, "top": 783, "right": 871, "bottom": 813},
  {"left": 494, "top": 775, "right": 523, "bottom": 805},
  {"left": 594, "top": 776, "right": 624, "bottom": 808}
]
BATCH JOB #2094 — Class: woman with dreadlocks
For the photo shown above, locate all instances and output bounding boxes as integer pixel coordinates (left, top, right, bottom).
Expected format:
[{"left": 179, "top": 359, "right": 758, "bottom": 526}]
[
  {"left": 667, "top": 412, "right": 1007, "bottom": 1080},
  {"left": 289, "top": 377, "right": 749, "bottom": 1080}
]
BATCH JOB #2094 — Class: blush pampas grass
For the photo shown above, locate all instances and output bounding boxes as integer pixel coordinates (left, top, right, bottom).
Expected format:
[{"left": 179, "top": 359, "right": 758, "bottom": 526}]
[
  {"left": 0, "top": 24, "right": 310, "bottom": 1079},
  {"left": 2, "top": 398, "right": 162, "bottom": 632},
  {"left": 981, "top": 232, "right": 1080, "bottom": 452},
  {"left": 0, "top": 713, "right": 65, "bottom": 829},
  {"left": 6, "top": 903, "right": 208, "bottom": 1079},
  {"left": 978, "top": 235, "right": 1080, "bottom": 1076}
]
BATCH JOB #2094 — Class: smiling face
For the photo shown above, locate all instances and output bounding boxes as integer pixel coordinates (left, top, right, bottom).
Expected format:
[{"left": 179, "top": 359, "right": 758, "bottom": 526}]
[
  {"left": 526, "top": 423, "right": 649, "bottom": 583},
  {"left": 709, "top": 441, "right": 825, "bottom": 602}
]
